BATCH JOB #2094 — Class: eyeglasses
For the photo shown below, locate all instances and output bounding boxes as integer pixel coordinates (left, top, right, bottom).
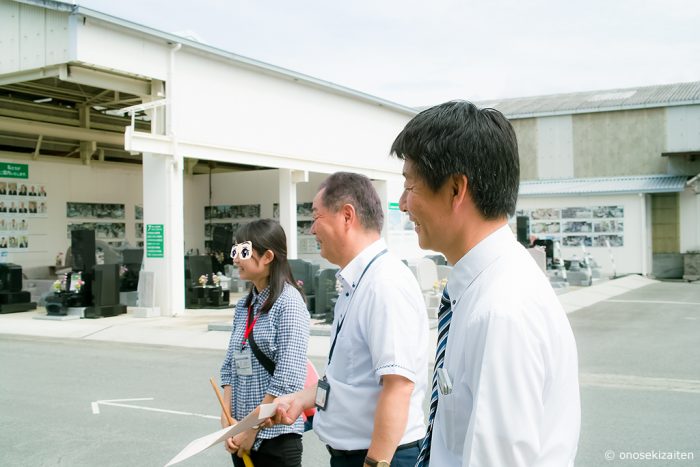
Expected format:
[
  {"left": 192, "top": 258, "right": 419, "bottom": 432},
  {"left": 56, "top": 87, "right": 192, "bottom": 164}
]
[{"left": 230, "top": 241, "right": 253, "bottom": 260}]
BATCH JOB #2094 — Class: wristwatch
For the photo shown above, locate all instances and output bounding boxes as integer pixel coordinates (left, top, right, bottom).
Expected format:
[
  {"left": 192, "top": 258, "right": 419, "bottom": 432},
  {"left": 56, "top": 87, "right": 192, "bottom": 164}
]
[{"left": 364, "top": 456, "right": 390, "bottom": 467}]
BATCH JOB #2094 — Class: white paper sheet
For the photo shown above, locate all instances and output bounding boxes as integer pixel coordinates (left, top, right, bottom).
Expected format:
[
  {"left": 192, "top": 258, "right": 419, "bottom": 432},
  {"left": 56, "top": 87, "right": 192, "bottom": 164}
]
[{"left": 165, "top": 403, "right": 278, "bottom": 466}]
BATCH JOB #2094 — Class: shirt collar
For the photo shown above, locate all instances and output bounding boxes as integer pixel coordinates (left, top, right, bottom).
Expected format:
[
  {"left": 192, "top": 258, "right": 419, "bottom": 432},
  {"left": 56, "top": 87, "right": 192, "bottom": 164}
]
[
  {"left": 250, "top": 284, "right": 270, "bottom": 308},
  {"left": 448, "top": 224, "right": 514, "bottom": 304},
  {"left": 337, "top": 238, "right": 387, "bottom": 291}
]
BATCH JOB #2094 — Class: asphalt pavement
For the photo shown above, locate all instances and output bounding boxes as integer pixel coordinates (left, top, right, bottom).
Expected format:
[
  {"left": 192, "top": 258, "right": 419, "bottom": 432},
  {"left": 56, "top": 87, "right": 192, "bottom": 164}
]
[{"left": 1, "top": 275, "right": 698, "bottom": 466}]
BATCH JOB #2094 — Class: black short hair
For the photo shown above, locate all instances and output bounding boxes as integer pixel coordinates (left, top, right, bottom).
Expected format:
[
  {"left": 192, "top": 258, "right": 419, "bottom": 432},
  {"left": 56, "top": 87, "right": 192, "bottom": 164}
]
[
  {"left": 319, "top": 172, "right": 384, "bottom": 233},
  {"left": 391, "top": 100, "right": 519, "bottom": 219}
]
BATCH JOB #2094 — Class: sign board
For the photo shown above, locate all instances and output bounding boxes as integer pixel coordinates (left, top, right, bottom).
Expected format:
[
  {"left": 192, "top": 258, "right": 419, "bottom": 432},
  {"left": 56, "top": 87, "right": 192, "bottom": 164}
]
[
  {"left": 146, "top": 224, "right": 164, "bottom": 258},
  {"left": 0, "top": 162, "right": 29, "bottom": 179},
  {"left": 388, "top": 202, "right": 400, "bottom": 211}
]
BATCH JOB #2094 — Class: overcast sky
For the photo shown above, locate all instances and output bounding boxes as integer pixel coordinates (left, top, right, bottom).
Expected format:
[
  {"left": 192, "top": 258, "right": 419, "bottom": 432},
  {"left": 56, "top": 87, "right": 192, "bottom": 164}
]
[{"left": 75, "top": 0, "right": 700, "bottom": 108}]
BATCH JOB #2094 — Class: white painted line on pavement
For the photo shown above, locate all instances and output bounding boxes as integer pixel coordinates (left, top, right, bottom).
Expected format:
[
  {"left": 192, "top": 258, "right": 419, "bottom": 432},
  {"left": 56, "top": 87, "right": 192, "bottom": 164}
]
[
  {"left": 91, "top": 397, "right": 219, "bottom": 420},
  {"left": 580, "top": 373, "right": 700, "bottom": 394},
  {"left": 92, "top": 397, "right": 153, "bottom": 415},
  {"left": 606, "top": 299, "right": 700, "bottom": 306}
]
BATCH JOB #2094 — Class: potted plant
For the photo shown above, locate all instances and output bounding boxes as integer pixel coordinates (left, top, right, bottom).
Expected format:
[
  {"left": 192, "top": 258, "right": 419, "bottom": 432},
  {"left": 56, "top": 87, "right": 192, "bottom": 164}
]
[{"left": 52, "top": 277, "right": 64, "bottom": 294}]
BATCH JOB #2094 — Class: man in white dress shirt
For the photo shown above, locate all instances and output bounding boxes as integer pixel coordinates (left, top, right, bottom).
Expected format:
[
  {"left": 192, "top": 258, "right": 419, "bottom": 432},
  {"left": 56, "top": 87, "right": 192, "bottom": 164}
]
[
  {"left": 391, "top": 101, "right": 581, "bottom": 466},
  {"left": 274, "top": 172, "right": 429, "bottom": 467}
]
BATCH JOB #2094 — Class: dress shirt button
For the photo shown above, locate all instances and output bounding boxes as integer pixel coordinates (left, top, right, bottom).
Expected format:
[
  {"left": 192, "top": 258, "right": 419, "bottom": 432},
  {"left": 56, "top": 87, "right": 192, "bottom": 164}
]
[
  {"left": 452, "top": 300, "right": 456, "bottom": 305},
  {"left": 345, "top": 292, "right": 349, "bottom": 297}
]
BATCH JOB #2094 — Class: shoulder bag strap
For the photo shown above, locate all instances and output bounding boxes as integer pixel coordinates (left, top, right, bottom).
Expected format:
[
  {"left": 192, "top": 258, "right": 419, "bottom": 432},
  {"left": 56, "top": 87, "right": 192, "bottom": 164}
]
[{"left": 248, "top": 330, "right": 276, "bottom": 375}]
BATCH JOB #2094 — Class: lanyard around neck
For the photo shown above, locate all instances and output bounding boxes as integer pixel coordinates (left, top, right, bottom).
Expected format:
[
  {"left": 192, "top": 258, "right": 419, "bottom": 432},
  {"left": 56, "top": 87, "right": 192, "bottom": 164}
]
[
  {"left": 241, "top": 305, "right": 258, "bottom": 349},
  {"left": 327, "top": 248, "right": 388, "bottom": 366}
]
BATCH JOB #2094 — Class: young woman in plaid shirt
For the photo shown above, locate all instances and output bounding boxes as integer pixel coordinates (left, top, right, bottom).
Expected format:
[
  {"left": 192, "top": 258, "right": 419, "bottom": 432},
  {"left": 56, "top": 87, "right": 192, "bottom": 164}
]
[{"left": 220, "top": 219, "right": 310, "bottom": 467}]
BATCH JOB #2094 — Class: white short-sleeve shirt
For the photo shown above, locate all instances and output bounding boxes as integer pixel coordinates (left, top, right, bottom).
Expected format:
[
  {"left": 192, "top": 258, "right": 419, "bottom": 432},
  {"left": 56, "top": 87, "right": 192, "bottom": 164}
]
[
  {"left": 313, "top": 239, "right": 429, "bottom": 450},
  {"left": 430, "top": 225, "right": 581, "bottom": 466}
]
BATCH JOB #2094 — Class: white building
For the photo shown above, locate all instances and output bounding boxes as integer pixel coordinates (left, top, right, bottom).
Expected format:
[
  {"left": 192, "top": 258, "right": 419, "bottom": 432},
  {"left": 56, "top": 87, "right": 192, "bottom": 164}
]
[
  {"left": 0, "top": 0, "right": 420, "bottom": 315},
  {"left": 483, "top": 83, "right": 700, "bottom": 277}
]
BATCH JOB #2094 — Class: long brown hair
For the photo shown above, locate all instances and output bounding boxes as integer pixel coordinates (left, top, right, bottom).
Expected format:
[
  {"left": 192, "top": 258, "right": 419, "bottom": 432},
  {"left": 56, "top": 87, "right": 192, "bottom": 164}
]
[{"left": 235, "top": 219, "right": 303, "bottom": 314}]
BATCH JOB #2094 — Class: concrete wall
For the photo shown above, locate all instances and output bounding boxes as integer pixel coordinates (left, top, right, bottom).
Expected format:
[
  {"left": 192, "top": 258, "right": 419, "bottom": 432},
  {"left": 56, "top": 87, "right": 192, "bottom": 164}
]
[
  {"left": 510, "top": 105, "right": 700, "bottom": 180},
  {"left": 511, "top": 118, "right": 537, "bottom": 180},
  {"left": 572, "top": 108, "right": 667, "bottom": 177},
  {"left": 511, "top": 108, "right": 671, "bottom": 180}
]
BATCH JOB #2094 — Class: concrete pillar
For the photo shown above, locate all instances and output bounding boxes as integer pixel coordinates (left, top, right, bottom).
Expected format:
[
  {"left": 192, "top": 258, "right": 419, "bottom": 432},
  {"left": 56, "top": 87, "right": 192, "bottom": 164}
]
[
  {"left": 640, "top": 193, "right": 651, "bottom": 276},
  {"left": 140, "top": 77, "right": 184, "bottom": 317},
  {"left": 278, "top": 169, "right": 297, "bottom": 259},
  {"left": 278, "top": 169, "right": 309, "bottom": 259},
  {"left": 142, "top": 153, "right": 185, "bottom": 316},
  {"left": 373, "top": 179, "right": 389, "bottom": 243}
]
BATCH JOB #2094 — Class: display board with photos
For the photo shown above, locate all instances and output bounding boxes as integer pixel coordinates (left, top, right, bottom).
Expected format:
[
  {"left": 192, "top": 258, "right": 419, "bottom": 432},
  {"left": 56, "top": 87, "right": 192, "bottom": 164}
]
[
  {"left": 66, "top": 202, "right": 126, "bottom": 244},
  {"left": 272, "top": 202, "right": 314, "bottom": 219},
  {"left": 0, "top": 179, "right": 49, "bottom": 251},
  {"left": 203, "top": 204, "right": 261, "bottom": 239},
  {"left": 134, "top": 206, "right": 143, "bottom": 247},
  {"left": 271, "top": 203, "right": 320, "bottom": 253},
  {"left": 66, "top": 222, "right": 126, "bottom": 240},
  {"left": 514, "top": 205, "right": 625, "bottom": 247},
  {"left": 67, "top": 202, "right": 125, "bottom": 219}
]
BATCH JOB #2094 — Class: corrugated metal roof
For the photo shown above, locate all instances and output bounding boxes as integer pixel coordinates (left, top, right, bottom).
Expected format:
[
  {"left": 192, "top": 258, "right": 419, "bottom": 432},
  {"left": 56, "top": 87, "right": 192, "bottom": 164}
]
[
  {"left": 519, "top": 175, "right": 689, "bottom": 197},
  {"left": 477, "top": 82, "right": 700, "bottom": 119}
]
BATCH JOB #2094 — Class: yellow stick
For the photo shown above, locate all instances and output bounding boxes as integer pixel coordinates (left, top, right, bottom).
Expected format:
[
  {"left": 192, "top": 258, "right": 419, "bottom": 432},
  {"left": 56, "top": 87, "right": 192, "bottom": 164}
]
[{"left": 210, "top": 377, "right": 254, "bottom": 467}]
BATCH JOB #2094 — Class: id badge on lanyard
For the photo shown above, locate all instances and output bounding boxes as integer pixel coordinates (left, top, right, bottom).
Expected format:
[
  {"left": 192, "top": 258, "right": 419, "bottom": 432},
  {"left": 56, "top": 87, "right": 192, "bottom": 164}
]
[
  {"left": 315, "top": 376, "right": 330, "bottom": 410},
  {"left": 235, "top": 304, "right": 257, "bottom": 376},
  {"left": 234, "top": 349, "right": 253, "bottom": 376}
]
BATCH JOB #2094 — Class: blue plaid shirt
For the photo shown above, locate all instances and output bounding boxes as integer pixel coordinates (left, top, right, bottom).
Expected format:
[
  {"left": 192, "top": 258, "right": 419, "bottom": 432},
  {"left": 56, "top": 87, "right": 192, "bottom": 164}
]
[{"left": 220, "top": 282, "right": 309, "bottom": 449}]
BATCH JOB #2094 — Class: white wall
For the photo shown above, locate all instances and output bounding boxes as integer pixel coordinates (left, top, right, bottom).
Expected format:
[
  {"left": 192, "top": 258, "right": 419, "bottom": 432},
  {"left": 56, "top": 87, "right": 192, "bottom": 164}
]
[
  {"left": 72, "top": 16, "right": 411, "bottom": 179},
  {"left": 679, "top": 187, "right": 700, "bottom": 253},
  {"left": 516, "top": 193, "right": 645, "bottom": 275},
  {"left": 170, "top": 50, "right": 409, "bottom": 176},
  {"left": 0, "top": 157, "right": 143, "bottom": 269},
  {"left": 537, "top": 115, "right": 574, "bottom": 179},
  {"left": 0, "top": 1, "right": 70, "bottom": 74},
  {"left": 73, "top": 13, "right": 169, "bottom": 81},
  {"left": 666, "top": 105, "right": 700, "bottom": 153}
]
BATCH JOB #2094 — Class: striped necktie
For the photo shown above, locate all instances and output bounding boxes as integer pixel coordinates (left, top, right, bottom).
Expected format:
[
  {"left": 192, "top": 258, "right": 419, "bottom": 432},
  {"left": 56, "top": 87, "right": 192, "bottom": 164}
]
[{"left": 415, "top": 287, "right": 452, "bottom": 467}]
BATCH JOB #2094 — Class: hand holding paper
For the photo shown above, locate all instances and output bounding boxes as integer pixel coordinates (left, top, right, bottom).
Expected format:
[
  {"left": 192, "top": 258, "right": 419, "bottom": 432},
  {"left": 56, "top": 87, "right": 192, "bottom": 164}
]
[
  {"left": 272, "top": 395, "right": 304, "bottom": 426},
  {"left": 271, "top": 386, "right": 316, "bottom": 426},
  {"left": 231, "top": 429, "right": 257, "bottom": 458},
  {"left": 164, "top": 403, "right": 277, "bottom": 466}
]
